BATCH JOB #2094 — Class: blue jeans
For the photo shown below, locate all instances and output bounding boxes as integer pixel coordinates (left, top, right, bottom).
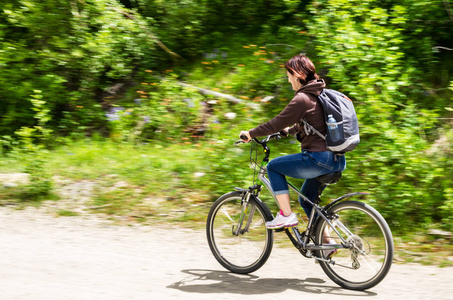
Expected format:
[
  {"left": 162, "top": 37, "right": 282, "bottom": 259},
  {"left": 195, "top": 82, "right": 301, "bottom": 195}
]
[{"left": 266, "top": 150, "right": 346, "bottom": 217}]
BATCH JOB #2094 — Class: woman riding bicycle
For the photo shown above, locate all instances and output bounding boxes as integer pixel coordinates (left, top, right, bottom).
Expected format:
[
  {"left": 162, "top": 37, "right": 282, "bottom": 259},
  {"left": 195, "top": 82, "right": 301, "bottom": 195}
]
[{"left": 239, "top": 55, "right": 346, "bottom": 229}]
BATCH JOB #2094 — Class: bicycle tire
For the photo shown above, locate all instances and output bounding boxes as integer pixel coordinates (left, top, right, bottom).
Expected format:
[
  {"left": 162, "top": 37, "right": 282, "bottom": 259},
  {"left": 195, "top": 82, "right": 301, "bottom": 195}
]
[
  {"left": 314, "top": 200, "right": 394, "bottom": 290},
  {"left": 206, "top": 191, "right": 274, "bottom": 274}
]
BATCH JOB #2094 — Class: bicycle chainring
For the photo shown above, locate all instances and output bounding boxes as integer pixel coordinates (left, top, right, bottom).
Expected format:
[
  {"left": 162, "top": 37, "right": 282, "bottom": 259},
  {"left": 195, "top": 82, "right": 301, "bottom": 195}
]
[{"left": 298, "top": 232, "right": 316, "bottom": 258}]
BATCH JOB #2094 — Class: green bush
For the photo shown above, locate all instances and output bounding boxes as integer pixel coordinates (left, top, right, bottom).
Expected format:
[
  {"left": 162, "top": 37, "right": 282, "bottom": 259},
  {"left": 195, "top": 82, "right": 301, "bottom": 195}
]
[{"left": 0, "top": 0, "right": 157, "bottom": 138}]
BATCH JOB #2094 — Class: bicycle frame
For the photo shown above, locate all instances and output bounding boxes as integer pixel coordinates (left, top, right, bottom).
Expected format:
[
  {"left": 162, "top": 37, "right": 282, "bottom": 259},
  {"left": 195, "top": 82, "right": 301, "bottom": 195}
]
[{"left": 257, "top": 165, "right": 349, "bottom": 251}]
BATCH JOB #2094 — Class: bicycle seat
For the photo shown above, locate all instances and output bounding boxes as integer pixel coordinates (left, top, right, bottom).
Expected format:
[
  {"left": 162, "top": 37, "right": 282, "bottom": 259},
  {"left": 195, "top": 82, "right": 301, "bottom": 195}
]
[{"left": 317, "top": 171, "right": 342, "bottom": 185}]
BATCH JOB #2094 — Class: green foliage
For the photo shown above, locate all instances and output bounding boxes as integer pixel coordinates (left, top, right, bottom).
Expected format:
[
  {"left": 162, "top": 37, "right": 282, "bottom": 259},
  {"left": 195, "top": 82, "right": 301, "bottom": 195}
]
[
  {"left": 14, "top": 90, "right": 53, "bottom": 151},
  {"left": 0, "top": 151, "right": 55, "bottom": 202},
  {"left": 127, "top": 0, "right": 300, "bottom": 58},
  {"left": 0, "top": 0, "right": 157, "bottom": 139},
  {"left": 119, "top": 76, "right": 207, "bottom": 142},
  {"left": 21, "top": 154, "right": 54, "bottom": 200}
]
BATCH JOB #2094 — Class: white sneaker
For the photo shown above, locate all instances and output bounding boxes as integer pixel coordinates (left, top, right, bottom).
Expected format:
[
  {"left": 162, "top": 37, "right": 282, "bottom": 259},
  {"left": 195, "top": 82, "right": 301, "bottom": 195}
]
[{"left": 266, "top": 210, "right": 298, "bottom": 229}]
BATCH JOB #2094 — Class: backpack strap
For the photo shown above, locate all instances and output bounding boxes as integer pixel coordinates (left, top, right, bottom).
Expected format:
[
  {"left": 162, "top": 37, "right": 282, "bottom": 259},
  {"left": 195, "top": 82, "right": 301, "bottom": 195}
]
[{"left": 300, "top": 118, "right": 326, "bottom": 140}]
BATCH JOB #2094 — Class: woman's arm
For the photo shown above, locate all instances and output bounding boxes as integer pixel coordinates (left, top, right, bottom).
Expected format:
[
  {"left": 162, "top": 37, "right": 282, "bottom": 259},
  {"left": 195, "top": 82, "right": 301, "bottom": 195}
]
[{"left": 248, "top": 95, "right": 307, "bottom": 138}]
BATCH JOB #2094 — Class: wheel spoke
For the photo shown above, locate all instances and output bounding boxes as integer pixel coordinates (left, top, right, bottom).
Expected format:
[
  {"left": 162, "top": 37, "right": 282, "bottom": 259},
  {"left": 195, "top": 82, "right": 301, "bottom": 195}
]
[
  {"left": 219, "top": 207, "right": 236, "bottom": 223},
  {"left": 359, "top": 252, "right": 382, "bottom": 273}
]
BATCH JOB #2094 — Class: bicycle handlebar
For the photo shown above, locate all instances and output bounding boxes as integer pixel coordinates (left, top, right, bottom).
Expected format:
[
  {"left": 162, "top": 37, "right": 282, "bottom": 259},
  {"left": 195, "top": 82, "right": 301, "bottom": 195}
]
[
  {"left": 235, "top": 133, "right": 282, "bottom": 166},
  {"left": 259, "top": 133, "right": 281, "bottom": 144},
  {"left": 236, "top": 133, "right": 281, "bottom": 145}
]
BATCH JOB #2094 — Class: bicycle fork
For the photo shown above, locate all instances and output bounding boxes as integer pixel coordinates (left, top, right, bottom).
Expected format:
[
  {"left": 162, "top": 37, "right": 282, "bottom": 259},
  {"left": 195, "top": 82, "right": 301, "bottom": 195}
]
[{"left": 232, "top": 188, "right": 257, "bottom": 236}]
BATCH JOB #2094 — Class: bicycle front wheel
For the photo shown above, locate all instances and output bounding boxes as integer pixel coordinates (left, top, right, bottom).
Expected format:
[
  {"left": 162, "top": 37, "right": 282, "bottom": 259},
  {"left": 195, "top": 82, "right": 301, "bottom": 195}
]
[
  {"left": 206, "top": 191, "right": 274, "bottom": 274},
  {"left": 315, "top": 201, "right": 394, "bottom": 290}
]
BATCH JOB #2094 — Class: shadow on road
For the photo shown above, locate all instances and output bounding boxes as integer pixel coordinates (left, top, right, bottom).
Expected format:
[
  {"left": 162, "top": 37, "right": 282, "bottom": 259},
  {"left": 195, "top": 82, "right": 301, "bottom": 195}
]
[{"left": 168, "top": 269, "right": 376, "bottom": 296}]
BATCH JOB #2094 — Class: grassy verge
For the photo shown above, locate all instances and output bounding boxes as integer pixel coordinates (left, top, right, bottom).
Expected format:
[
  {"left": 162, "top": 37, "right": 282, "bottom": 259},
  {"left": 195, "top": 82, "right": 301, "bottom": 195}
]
[{"left": 0, "top": 138, "right": 252, "bottom": 228}]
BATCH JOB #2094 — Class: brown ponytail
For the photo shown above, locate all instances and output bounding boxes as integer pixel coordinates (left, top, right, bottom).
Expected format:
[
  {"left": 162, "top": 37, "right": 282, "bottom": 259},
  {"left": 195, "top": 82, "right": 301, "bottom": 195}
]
[{"left": 284, "top": 55, "right": 319, "bottom": 85}]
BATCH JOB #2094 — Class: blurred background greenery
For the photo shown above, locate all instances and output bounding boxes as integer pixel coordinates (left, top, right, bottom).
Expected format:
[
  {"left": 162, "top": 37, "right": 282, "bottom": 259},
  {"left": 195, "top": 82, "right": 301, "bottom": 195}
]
[{"left": 0, "top": 0, "right": 452, "bottom": 245}]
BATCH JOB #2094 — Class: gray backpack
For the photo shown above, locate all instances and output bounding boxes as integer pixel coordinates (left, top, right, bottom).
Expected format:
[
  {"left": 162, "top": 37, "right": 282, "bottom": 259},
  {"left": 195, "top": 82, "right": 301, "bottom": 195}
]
[{"left": 301, "top": 89, "right": 360, "bottom": 153}]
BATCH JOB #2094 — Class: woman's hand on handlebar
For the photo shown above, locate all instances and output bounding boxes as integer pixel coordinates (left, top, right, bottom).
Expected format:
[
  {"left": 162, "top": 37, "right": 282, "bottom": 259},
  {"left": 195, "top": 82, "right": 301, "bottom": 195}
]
[
  {"left": 239, "top": 130, "right": 252, "bottom": 142},
  {"left": 279, "top": 127, "right": 290, "bottom": 137}
]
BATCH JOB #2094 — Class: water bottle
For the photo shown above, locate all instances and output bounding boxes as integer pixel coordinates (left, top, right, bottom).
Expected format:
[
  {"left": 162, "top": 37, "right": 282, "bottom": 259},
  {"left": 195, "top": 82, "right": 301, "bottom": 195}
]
[{"left": 327, "top": 114, "right": 341, "bottom": 143}]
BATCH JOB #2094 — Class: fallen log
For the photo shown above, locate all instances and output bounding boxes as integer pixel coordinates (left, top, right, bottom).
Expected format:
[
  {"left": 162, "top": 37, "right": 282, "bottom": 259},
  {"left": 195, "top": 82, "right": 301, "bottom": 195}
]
[
  {"left": 177, "top": 82, "right": 273, "bottom": 108},
  {"left": 177, "top": 82, "right": 244, "bottom": 104}
]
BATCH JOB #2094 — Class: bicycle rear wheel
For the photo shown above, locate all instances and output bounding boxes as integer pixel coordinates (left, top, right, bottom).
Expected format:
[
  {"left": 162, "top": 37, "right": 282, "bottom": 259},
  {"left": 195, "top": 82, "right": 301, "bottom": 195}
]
[
  {"left": 315, "top": 201, "right": 394, "bottom": 290},
  {"left": 206, "top": 191, "right": 274, "bottom": 274}
]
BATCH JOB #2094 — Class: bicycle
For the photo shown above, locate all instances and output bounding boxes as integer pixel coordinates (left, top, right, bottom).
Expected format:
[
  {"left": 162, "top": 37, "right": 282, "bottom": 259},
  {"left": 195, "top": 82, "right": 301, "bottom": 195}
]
[{"left": 206, "top": 133, "right": 394, "bottom": 291}]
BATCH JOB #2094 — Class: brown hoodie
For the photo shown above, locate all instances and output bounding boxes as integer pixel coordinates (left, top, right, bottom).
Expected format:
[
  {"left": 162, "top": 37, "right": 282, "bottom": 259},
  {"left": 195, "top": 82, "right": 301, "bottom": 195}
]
[{"left": 249, "top": 79, "right": 328, "bottom": 152}]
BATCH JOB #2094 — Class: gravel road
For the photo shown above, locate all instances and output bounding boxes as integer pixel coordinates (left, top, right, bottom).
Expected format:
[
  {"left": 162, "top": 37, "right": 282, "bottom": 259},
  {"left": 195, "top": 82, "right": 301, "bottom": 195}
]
[{"left": 1, "top": 206, "right": 452, "bottom": 300}]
